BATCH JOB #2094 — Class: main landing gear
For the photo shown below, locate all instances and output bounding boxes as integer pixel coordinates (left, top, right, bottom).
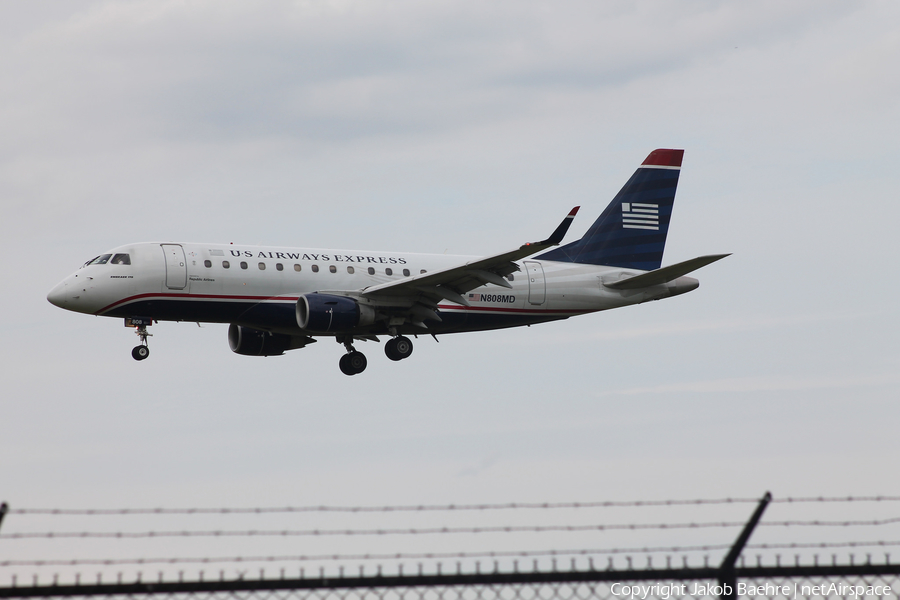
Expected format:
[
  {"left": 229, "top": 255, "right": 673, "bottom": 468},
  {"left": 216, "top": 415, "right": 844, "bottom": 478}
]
[
  {"left": 337, "top": 335, "right": 367, "bottom": 376},
  {"left": 336, "top": 334, "right": 414, "bottom": 375},
  {"left": 384, "top": 336, "right": 413, "bottom": 361},
  {"left": 339, "top": 351, "right": 367, "bottom": 376}
]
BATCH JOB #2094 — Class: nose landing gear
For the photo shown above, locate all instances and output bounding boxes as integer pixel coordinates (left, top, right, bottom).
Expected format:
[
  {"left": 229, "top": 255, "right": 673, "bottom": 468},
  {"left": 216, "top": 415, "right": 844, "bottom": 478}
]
[{"left": 126, "top": 318, "right": 153, "bottom": 361}]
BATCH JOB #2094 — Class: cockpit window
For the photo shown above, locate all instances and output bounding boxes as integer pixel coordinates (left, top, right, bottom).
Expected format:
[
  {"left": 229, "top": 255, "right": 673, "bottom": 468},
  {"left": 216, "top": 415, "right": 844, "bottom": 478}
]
[
  {"left": 110, "top": 254, "right": 131, "bottom": 265},
  {"left": 84, "top": 254, "right": 112, "bottom": 267}
]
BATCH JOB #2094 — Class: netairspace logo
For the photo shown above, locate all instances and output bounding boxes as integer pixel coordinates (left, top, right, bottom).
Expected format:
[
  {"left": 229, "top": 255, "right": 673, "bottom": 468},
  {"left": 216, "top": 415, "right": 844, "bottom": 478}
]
[{"left": 609, "top": 581, "right": 894, "bottom": 599}]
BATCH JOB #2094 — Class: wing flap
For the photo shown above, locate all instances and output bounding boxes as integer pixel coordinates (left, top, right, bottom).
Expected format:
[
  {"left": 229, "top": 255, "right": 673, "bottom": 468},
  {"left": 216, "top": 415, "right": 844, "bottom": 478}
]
[{"left": 362, "top": 206, "right": 579, "bottom": 301}]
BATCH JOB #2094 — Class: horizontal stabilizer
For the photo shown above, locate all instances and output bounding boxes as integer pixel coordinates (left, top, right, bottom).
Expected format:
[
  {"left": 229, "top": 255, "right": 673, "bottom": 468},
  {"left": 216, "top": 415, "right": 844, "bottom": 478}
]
[{"left": 603, "top": 254, "right": 731, "bottom": 290}]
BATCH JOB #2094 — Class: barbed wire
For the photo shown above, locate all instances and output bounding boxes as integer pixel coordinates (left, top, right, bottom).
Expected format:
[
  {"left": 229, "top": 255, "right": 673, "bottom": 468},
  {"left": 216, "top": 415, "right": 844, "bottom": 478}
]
[
  {"left": 0, "top": 523, "right": 742, "bottom": 539},
  {"left": 3, "top": 517, "right": 898, "bottom": 540},
  {"left": 773, "top": 497, "right": 900, "bottom": 503},
  {"left": 9, "top": 496, "right": 900, "bottom": 516},
  {"left": 2, "top": 541, "right": 898, "bottom": 568},
  {"left": 7, "top": 501, "right": 759, "bottom": 515}
]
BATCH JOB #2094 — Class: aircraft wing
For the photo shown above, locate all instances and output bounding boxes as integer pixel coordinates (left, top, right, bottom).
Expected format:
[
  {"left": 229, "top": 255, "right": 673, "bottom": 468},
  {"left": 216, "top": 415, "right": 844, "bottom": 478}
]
[{"left": 360, "top": 207, "right": 580, "bottom": 307}]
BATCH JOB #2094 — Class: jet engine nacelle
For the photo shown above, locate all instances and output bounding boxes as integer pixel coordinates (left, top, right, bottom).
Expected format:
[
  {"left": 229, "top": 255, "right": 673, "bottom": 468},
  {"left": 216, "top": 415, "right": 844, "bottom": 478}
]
[
  {"left": 296, "top": 293, "right": 376, "bottom": 333},
  {"left": 228, "top": 324, "right": 299, "bottom": 356}
]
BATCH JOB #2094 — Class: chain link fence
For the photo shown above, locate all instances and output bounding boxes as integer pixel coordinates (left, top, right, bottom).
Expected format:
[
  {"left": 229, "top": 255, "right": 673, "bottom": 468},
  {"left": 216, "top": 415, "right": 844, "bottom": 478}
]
[
  {"left": 2, "top": 564, "right": 899, "bottom": 600},
  {"left": 4, "top": 496, "right": 900, "bottom": 598},
  {"left": 2, "top": 575, "right": 900, "bottom": 600}
]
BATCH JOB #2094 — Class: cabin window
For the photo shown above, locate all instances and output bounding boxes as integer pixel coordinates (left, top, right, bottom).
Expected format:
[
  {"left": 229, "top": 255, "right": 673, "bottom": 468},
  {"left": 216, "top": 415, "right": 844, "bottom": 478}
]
[
  {"left": 507, "top": 274, "right": 514, "bottom": 282},
  {"left": 402, "top": 268, "right": 410, "bottom": 277},
  {"left": 294, "top": 264, "right": 301, "bottom": 272},
  {"left": 204, "top": 260, "right": 212, "bottom": 268},
  {"left": 367, "top": 267, "right": 375, "bottom": 275},
  {"left": 223, "top": 261, "right": 230, "bottom": 269},
  {"left": 240, "top": 262, "right": 248, "bottom": 269},
  {"left": 110, "top": 254, "right": 131, "bottom": 265},
  {"left": 311, "top": 265, "right": 319, "bottom": 273},
  {"left": 347, "top": 266, "right": 355, "bottom": 274},
  {"left": 85, "top": 254, "right": 112, "bottom": 266},
  {"left": 276, "top": 263, "right": 284, "bottom": 271},
  {"left": 258, "top": 262, "right": 266, "bottom": 270},
  {"left": 329, "top": 265, "right": 337, "bottom": 273},
  {"left": 385, "top": 268, "right": 393, "bottom": 276}
]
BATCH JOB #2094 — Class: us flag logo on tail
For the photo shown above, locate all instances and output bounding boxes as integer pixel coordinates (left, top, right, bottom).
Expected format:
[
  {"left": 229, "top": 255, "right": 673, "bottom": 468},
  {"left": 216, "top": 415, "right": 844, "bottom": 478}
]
[{"left": 622, "top": 202, "right": 659, "bottom": 230}]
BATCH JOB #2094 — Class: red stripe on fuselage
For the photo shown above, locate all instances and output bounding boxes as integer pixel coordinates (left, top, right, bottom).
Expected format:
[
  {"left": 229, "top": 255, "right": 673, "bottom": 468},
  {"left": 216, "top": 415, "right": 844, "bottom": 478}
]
[
  {"left": 98, "top": 293, "right": 590, "bottom": 318},
  {"left": 436, "top": 304, "right": 589, "bottom": 316},
  {"left": 97, "top": 293, "right": 300, "bottom": 315}
]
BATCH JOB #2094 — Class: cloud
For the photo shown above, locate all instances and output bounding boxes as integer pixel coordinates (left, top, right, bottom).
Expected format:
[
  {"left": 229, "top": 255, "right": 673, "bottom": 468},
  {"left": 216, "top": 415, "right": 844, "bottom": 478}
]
[{"left": 1, "top": 0, "right": 864, "bottom": 150}]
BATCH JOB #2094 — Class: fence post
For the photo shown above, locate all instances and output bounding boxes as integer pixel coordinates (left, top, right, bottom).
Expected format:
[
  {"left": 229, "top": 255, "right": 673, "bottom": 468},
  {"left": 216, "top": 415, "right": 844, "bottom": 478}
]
[
  {"left": 719, "top": 492, "right": 771, "bottom": 600},
  {"left": 0, "top": 503, "right": 8, "bottom": 533}
]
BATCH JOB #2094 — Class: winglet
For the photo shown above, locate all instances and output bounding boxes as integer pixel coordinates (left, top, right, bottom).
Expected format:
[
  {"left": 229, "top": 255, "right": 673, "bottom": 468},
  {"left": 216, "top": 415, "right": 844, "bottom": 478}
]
[{"left": 536, "top": 206, "right": 580, "bottom": 246}]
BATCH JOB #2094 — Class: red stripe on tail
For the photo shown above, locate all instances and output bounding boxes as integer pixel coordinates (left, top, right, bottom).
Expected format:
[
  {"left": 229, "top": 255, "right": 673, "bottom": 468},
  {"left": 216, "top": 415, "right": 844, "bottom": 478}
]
[{"left": 642, "top": 149, "right": 684, "bottom": 167}]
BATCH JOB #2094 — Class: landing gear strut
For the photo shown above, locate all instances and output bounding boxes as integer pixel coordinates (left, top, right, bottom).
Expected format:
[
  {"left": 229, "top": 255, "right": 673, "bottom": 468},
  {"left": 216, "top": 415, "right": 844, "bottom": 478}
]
[
  {"left": 131, "top": 323, "right": 152, "bottom": 361},
  {"left": 337, "top": 335, "right": 367, "bottom": 376},
  {"left": 385, "top": 336, "right": 413, "bottom": 361}
]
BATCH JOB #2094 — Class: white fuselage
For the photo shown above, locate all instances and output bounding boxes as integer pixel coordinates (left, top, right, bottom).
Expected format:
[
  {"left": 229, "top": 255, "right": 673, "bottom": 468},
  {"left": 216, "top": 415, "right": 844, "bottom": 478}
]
[{"left": 47, "top": 241, "right": 698, "bottom": 336}]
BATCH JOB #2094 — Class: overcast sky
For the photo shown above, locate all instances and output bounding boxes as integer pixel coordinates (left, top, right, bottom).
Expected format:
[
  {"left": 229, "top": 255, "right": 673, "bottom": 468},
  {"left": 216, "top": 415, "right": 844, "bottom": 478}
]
[{"left": 2, "top": 0, "right": 899, "bottom": 582}]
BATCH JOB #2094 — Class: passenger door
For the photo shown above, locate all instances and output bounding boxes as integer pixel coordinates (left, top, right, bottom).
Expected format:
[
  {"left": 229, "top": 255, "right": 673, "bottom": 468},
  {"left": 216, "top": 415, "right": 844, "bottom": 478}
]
[
  {"left": 523, "top": 260, "right": 546, "bottom": 305},
  {"left": 161, "top": 244, "right": 188, "bottom": 290}
]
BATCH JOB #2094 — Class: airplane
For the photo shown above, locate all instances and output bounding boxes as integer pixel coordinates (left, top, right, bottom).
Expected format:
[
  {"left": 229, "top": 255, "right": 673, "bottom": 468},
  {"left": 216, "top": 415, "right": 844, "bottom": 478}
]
[{"left": 47, "top": 149, "right": 728, "bottom": 375}]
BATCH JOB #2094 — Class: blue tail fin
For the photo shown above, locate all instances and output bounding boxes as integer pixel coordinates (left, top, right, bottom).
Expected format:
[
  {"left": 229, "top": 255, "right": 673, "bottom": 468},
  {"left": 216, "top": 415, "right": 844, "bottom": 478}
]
[{"left": 538, "top": 149, "right": 683, "bottom": 271}]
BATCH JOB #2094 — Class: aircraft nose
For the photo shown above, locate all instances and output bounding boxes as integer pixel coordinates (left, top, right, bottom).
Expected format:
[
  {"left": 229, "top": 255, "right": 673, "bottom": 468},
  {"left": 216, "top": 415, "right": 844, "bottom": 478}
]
[{"left": 47, "top": 281, "right": 69, "bottom": 308}]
